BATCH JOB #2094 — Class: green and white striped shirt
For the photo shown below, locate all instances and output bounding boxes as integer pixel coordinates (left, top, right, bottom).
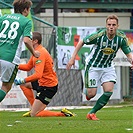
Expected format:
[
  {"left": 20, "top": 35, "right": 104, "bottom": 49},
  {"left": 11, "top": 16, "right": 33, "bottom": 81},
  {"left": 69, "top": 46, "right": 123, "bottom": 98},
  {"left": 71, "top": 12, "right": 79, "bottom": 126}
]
[
  {"left": 83, "top": 29, "right": 131, "bottom": 68},
  {"left": 0, "top": 13, "right": 32, "bottom": 65}
]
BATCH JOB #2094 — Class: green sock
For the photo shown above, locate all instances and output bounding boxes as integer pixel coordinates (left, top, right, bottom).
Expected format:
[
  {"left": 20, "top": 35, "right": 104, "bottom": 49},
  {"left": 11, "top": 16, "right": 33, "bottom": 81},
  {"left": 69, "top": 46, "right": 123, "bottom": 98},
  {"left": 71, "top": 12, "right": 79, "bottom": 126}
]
[
  {"left": 0, "top": 89, "right": 6, "bottom": 102},
  {"left": 89, "top": 92, "right": 113, "bottom": 114}
]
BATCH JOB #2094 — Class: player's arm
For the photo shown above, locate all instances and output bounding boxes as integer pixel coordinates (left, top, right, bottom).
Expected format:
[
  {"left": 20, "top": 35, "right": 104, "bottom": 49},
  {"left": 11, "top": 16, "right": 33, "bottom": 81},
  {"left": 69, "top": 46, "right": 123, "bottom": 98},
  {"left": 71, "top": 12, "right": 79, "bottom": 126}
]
[
  {"left": 126, "top": 53, "right": 133, "bottom": 63},
  {"left": 15, "top": 52, "right": 45, "bottom": 85},
  {"left": 23, "top": 37, "right": 40, "bottom": 58},
  {"left": 66, "top": 32, "right": 98, "bottom": 70},
  {"left": 18, "top": 57, "right": 33, "bottom": 71},
  {"left": 121, "top": 37, "right": 131, "bottom": 54},
  {"left": 25, "top": 56, "right": 45, "bottom": 83},
  {"left": 121, "top": 38, "right": 133, "bottom": 67},
  {"left": 126, "top": 53, "right": 133, "bottom": 69},
  {"left": 121, "top": 38, "right": 132, "bottom": 63},
  {"left": 66, "top": 39, "right": 84, "bottom": 70},
  {"left": 23, "top": 21, "right": 40, "bottom": 58}
]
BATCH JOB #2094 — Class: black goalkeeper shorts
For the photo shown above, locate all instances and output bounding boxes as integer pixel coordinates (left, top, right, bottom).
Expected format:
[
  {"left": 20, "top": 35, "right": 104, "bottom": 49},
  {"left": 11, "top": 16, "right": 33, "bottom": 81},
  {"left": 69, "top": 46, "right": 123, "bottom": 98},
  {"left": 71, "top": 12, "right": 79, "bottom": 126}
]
[{"left": 31, "top": 81, "right": 58, "bottom": 105}]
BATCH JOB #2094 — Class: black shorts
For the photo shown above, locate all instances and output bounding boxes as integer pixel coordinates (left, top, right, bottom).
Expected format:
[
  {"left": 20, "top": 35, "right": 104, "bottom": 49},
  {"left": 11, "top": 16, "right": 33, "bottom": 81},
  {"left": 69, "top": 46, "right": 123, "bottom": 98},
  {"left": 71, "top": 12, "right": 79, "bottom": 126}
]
[
  {"left": 31, "top": 80, "right": 39, "bottom": 92},
  {"left": 31, "top": 81, "right": 58, "bottom": 105}
]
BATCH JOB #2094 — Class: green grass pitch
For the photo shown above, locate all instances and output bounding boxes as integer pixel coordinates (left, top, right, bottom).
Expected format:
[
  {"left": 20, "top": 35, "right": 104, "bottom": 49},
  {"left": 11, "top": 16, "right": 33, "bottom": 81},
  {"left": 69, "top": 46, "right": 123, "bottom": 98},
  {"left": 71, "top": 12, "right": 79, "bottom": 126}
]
[{"left": 0, "top": 106, "right": 132, "bottom": 133}]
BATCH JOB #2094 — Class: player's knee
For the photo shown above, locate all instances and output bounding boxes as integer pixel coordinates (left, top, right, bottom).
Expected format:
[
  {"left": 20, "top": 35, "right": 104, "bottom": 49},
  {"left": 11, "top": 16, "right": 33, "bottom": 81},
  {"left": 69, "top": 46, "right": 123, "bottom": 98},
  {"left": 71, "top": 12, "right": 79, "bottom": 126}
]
[
  {"left": 85, "top": 88, "right": 96, "bottom": 100},
  {"left": 87, "top": 89, "right": 96, "bottom": 97}
]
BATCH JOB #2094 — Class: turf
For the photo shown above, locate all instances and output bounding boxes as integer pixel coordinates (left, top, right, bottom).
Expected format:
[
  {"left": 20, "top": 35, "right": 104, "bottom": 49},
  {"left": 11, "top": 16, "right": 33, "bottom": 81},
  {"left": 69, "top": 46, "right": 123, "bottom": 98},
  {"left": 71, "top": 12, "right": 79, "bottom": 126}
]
[{"left": 0, "top": 106, "right": 133, "bottom": 133}]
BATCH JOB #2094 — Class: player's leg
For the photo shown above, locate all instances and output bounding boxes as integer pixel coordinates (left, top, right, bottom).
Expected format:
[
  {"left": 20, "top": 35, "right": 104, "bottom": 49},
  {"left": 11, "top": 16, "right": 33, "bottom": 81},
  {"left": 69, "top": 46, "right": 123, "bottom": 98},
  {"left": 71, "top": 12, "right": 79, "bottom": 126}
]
[
  {"left": 85, "top": 88, "right": 97, "bottom": 100},
  {"left": 0, "top": 60, "right": 18, "bottom": 102},
  {"left": 33, "top": 85, "right": 63, "bottom": 117},
  {"left": 35, "top": 85, "right": 75, "bottom": 117},
  {"left": 85, "top": 67, "right": 100, "bottom": 120},
  {"left": 87, "top": 67, "right": 116, "bottom": 120},
  {"left": 93, "top": 67, "right": 116, "bottom": 113},
  {"left": 84, "top": 67, "right": 99, "bottom": 100},
  {"left": 87, "top": 82, "right": 114, "bottom": 120},
  {"left": 33, "top": 101, "right": 75, "bottom": 117},
  {"left": 0, "top": 82, "right": 12, "bottom": 102},
  {"left": 22, "top": 98, "right": 46, "bottom": 117},
  {"left": 31, "top": 99, "right": 65, "bottom": 117},
  {"left": 20, "top": 83, "right": 34, "bottom": 106},
  {"left": 89, "top": 82, "right": 114, "bottom": 111},
  {"left": 23, "top": 85, "right": 70, "bottom": 117},
  {"left": 20, "top": 81, "right": 38, "bottom": 106}
]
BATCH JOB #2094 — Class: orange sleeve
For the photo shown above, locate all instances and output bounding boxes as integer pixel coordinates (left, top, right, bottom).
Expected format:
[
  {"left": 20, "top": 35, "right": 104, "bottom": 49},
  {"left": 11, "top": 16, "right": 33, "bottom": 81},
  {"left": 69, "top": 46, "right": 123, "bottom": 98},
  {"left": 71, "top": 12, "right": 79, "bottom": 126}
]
[
  {"left": 19, "top": 57, "right": 33, "bottom": 71},
  {"left": 24, "top": 49, "right": 45, "bottom": 83}
]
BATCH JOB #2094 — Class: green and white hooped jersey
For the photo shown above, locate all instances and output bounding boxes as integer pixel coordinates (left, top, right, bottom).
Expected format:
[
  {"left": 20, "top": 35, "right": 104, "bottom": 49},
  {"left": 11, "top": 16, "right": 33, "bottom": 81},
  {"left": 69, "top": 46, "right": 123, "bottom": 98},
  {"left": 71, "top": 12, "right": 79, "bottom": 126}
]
[
  {"left": 83, "top": 29, "right": 131, "bottom": 68},
  {"left": 0, "top": 13, "right": 32, "bottom": 65}
]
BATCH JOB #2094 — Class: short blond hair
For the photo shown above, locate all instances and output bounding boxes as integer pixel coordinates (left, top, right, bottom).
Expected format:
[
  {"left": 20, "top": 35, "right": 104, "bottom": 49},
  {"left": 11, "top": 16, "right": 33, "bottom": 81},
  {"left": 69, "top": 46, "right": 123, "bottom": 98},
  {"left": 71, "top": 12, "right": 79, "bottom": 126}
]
[{"left": 106, "top": 14, "right": 119, "bottom": 24}]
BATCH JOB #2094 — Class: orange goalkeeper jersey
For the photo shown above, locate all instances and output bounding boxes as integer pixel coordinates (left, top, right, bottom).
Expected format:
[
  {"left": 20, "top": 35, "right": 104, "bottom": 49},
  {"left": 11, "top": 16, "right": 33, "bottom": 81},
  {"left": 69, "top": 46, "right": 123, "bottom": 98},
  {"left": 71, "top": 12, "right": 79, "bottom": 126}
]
[{"left": 19, "top": 45, "right": 58, "bottom": 87}]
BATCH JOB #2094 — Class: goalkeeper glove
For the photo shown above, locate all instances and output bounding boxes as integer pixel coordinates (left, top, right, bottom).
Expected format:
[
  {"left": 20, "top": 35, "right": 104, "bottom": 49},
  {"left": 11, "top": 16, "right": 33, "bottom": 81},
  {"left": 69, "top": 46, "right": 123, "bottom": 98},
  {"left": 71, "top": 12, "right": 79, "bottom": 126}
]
[{"left": 14, "top": 78, "right": 25, "bottom": 85}]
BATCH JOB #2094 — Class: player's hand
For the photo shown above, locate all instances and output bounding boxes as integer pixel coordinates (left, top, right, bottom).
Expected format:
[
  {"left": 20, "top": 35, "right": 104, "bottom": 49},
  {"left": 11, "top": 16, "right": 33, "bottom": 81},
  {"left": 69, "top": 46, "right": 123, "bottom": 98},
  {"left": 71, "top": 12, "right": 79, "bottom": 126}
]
[
  {"left": 34, "top": 50, "right": 40, "bottom": 58},
  {"left": 130, "top": 65, "right": 133, "bottom": 69},
  {"left": 14, "top": 78, "right": 25, "bottom": 85},
  {"left": 128, "top": 58, "right": 133, "bottom": 69},
  {"left": 66, "top": 58, "right": 75, "bottom": 70}
]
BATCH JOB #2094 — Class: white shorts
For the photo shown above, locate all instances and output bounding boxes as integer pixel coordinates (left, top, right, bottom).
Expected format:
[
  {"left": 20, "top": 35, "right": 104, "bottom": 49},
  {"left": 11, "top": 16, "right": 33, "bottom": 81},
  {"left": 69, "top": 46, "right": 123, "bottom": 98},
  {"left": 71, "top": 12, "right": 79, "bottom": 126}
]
[
  {"left": 0, "top": 60, "right": 18, "bottom": 83},
  {"left": 84, "top": 66, "right": 116, "bottom": 88}
]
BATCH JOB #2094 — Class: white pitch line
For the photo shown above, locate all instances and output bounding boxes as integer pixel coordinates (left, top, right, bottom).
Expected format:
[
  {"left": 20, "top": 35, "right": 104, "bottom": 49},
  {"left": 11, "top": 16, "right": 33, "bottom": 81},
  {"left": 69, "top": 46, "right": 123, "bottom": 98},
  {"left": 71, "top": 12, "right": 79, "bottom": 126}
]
[
  {"left": 0, "top": 105, "right": 132, "bottom": 112},
  {"left": 125, "top": 128, "right": 133, "bottom": 131}
]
